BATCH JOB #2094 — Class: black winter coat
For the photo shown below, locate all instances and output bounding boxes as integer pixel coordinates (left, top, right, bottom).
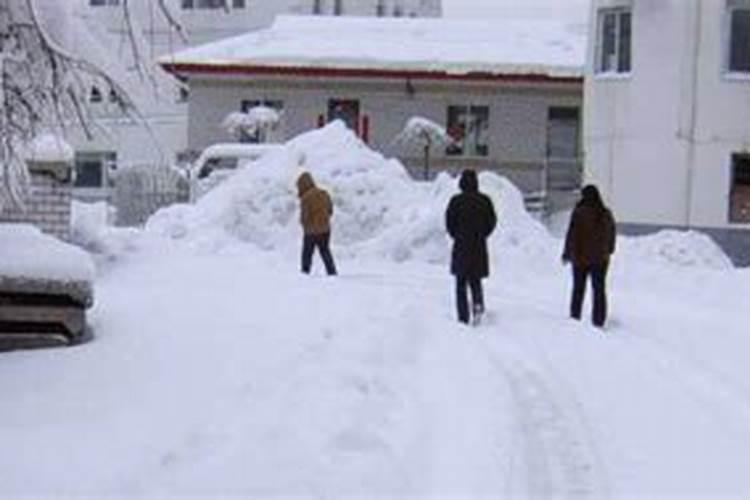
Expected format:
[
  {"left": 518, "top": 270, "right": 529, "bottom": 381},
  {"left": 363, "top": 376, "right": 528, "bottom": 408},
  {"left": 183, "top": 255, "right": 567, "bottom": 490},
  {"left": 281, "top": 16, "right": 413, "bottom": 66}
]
[{"left": 446, "top": 183, "right": 497, "bottom": 279}]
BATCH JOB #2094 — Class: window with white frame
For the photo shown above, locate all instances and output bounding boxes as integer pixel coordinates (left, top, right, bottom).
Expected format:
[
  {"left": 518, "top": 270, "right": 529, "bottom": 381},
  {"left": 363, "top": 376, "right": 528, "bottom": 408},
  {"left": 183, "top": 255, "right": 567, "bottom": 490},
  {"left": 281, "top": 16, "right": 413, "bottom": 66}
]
[
  {"left": 728, "top": 1, "right": 750, "bottom": 73},
  {"left": 446, "top": 105, "right": 489, "bottom": 157},
  {"left": 74, "top": 152, "right": 116, "bottom": 189},
  {"left": 596, "top": 7, "right": 632, "bottom": 74},
  {"left": 181, "top": 0, "right": 245, "bottom": 9}
]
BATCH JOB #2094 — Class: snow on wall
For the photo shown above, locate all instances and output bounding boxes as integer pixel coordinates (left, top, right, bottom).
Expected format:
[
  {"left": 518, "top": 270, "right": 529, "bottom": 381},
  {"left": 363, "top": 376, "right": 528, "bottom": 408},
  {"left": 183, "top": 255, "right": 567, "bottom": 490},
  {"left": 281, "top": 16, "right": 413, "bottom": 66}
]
[
  {"left": 146, "top": 122, "right": 732, "bottom": 270},
  {"left": 24, "top": 134, "right": 75, "bottom": 164}
]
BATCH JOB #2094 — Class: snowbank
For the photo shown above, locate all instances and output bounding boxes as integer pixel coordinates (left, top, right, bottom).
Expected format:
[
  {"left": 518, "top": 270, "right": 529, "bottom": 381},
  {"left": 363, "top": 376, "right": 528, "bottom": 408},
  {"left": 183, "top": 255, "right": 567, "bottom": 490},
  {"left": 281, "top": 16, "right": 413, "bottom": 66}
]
[
  {"left": 0, "top": 224, "right": 94, "bottom": 282},
  {"left": 618, "top": 230, "right": 733, "bottom": 270},
  {"left": 147, "top": 122, "right": 551, "bottom": 265},
  {"left": 147, "top": 122, "right": 733, "bottom": 271}
]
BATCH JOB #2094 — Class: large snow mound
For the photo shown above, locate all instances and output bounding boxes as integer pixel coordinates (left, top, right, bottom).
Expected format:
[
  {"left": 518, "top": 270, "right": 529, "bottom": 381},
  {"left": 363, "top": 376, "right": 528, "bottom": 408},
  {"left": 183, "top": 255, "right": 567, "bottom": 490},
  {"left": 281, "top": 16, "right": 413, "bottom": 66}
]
[
  {"left": 146, "top": 123, "right": 732, "bottom": 270},
  {"left": 147, "top": 122, "right": 550, "bottom": 264},
  {"left": 0, "top": 224, "right": 94, "bottom": 282}
]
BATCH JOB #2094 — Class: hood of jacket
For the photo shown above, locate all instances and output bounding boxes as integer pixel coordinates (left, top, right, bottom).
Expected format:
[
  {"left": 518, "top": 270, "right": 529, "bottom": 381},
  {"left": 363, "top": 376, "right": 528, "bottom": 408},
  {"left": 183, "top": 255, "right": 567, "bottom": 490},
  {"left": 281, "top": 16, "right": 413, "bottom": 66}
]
[
  {"left": 297, "top": 172, "right": 316, "bottom": 198},
  {"left": 459, "top": 169, "right": 478, "bottom": 193}
]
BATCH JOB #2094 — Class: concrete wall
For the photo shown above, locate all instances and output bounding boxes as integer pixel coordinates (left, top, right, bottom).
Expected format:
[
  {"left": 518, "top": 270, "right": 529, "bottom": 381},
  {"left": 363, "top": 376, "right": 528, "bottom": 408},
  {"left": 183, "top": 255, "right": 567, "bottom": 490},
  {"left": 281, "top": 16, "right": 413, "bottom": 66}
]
[
  {"left": 187, "top": 75, "right": 581, "bottom": 192},
  {"left": 585, "top": 0, "right": 750, "bottom": 231},
  {"left": 0, "top": 171, "right": 72, "bottom": 241}
]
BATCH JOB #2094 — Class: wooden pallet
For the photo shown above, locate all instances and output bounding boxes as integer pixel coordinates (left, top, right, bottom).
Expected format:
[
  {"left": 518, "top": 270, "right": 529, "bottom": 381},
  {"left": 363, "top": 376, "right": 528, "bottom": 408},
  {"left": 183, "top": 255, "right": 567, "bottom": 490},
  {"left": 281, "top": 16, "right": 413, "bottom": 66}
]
[{"left": 0, "top": 278, "right": 93, "bottom": 352}]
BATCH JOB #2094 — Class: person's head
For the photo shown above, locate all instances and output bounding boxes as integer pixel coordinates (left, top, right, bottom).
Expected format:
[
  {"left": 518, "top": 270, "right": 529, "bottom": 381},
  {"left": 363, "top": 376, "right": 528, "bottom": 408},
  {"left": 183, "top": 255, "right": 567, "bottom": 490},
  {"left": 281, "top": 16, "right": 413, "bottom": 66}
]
[
  {"left": 459, "top": 169, "right": 479, "bottom": 193},
  {"left": 297, "top": 171, "right": 315, "bottom": 197},
  {"left": 581, "top": 184, "right": 604, "bottom": 207}
]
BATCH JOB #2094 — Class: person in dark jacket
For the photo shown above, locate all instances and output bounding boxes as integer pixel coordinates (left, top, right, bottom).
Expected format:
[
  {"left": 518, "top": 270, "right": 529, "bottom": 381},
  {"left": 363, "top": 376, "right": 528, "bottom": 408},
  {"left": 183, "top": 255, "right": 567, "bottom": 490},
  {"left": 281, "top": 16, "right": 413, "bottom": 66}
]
[
  {"left": 445, "top": 169, "right": 497, "bottom": 325},
  {"left": 297, "top": 171, "right": 337, "bottom": 276},
  {"left": 563, "top": 184, "right": 616, "bottom": 328}
]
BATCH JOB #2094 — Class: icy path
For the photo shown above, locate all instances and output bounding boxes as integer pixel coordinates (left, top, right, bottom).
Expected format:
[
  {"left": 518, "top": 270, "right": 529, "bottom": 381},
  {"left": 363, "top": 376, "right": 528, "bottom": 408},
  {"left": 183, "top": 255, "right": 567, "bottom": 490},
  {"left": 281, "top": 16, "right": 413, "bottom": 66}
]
[{"left": 1, "top": 244, "right": 750, "bottom": 498}]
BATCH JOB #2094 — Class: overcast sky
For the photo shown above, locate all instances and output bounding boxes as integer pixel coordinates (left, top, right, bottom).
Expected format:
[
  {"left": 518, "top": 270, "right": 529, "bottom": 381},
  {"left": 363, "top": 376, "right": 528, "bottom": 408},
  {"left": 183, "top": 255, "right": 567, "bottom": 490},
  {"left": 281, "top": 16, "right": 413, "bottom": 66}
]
[{"left": 442, "top": 0, "right": 591, "bottom": 24}]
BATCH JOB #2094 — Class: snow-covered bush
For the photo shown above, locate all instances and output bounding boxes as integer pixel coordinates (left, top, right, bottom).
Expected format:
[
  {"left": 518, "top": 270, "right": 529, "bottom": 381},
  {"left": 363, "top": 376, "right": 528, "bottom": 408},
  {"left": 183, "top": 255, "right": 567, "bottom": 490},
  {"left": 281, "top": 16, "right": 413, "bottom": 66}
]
[
  {"left": 222, "top": 106, "right": 282, "bottom": 143},
  {"left": 392, "top": 117, "right": 453, "bottom": 179}
]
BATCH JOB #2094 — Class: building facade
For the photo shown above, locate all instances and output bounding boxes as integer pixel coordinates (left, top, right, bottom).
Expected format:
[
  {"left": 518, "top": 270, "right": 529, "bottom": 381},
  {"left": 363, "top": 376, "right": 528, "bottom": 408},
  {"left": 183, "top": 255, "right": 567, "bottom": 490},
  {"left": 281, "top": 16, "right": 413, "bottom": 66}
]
[
  {"left": 163, "top": 16, "right": 585, "bottom": 208},
  {"left": 585, "top": 0, "right": 750, "bottom": 262},
  {"left": 72, "top": 0, "right": 441, "bottom": 201}
]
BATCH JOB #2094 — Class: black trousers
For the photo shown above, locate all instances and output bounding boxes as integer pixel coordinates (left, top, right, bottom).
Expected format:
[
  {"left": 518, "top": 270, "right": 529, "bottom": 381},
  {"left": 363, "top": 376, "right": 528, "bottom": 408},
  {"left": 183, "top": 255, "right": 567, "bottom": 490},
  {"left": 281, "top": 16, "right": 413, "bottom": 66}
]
[
  {"left": 455, "top": 276, "right": 484, "bottom": 324},
  {"left": 301, "top": 232, "right": 337, "bottom": 275},
  {"left": 570, "top": 262, "right": 609, "bottom": 327}
]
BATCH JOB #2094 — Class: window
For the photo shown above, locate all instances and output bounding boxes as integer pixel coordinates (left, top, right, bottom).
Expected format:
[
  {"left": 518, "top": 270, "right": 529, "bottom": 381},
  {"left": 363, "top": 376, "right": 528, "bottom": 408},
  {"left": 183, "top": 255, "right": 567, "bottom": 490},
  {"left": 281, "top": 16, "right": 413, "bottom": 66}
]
[
  {"left": 728, "top": 2, "right": 750, "bottom": 72},
  {"left": 334, "top": 0, "right": 343, "bottom": 15},
  {"left": 90, "top": 86, "right": 103, "bottom": 104},
  {"left": 74, "top": 152, "right": 116, "bottom": 189},
  {"left": 313, "top": 0, "right": 323, "bottom": 14},
  {"left": 240, "top": 99, "right": 284, "bottom": 143},
  {"left": 328, "top": 99, "right": 360, "bottom": 134},
  {"left": 730, "top": 154, "right": 750, "bottom": 223},
  {"left": 446, "top": 105, "right": 489, "bottom": 157},
  {"left": 90, "top": 0, "right": 119, "bottom": 6},
  {"left": 182, "top": 0, "right": 234, "bottom": 9},
  {"left": 596, "top": 7, "right": 632, "bottom": 74}
]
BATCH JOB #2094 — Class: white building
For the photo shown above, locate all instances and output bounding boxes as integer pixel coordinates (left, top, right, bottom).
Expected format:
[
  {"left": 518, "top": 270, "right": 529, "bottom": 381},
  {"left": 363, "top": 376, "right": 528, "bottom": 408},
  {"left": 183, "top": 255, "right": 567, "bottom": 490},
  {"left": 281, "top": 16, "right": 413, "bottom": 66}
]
[
  {"left": 72, "top": 0, "right": 441, "bottom": 201},
  {"left": 585, "top": 0, "right": 750, "bottom": 262},
  {"left": 162, "top": 16, "right": 585, "bottom": 206}
]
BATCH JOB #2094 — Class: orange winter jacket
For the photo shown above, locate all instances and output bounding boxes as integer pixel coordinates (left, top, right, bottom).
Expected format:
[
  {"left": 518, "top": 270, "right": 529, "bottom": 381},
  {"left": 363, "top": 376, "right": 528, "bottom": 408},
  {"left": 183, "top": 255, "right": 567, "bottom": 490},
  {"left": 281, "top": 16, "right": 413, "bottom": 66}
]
[{"left": 297, "top": 172, "right": 333, "bottom": 236}]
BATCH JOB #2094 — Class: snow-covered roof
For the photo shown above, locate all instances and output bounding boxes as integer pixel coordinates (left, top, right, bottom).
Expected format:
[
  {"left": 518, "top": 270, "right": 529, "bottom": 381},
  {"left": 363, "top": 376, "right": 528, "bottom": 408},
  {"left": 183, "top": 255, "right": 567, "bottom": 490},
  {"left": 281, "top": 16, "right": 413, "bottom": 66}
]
[{"left": 161, "top": 15, "right": 586, "bottom": 80}]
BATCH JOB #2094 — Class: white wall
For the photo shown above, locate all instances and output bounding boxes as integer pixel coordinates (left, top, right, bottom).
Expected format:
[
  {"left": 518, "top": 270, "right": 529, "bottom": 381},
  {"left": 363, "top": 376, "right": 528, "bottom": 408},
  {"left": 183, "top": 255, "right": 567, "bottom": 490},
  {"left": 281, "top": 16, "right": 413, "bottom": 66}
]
[{"left": 585, "top": 0, "right": 750, "bottom": 229}]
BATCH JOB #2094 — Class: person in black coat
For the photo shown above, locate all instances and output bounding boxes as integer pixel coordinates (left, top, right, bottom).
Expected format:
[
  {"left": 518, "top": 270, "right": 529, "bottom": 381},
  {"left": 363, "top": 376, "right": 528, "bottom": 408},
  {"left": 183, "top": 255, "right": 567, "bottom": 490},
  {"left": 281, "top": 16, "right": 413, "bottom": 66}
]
[
  {"left": 563, "top": 184, "right": 616, "bottom": 328},
  {"left": 445, "top": 170, "right": 497, "bottom": 325}
]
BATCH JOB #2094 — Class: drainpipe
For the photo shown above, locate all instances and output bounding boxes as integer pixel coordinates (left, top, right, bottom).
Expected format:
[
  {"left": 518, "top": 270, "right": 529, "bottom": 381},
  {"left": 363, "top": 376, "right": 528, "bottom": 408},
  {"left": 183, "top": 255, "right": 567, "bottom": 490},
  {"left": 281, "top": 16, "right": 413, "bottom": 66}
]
[{"left": 684, "top": 0, "right": 702, "bottom": 227}]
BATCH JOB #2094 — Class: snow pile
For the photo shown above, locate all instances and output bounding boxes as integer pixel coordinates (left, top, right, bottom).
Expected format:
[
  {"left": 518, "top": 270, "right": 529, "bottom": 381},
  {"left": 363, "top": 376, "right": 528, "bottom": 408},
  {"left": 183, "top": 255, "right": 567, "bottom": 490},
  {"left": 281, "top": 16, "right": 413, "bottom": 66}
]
[
  {"left": 147, "top": 122, "right": 550, "bottom": 264},
  {"left": 23, "top": 133, "right": 74, "bottom": 164},
  {"left": 147, "top": 122, "right": 732, "bottom": 270},
  {"left": 0, "top": 224, "right": 94, "bottom": 282},
  {"left": 619, "top": 230, "right": 733, "bottom": 270}
]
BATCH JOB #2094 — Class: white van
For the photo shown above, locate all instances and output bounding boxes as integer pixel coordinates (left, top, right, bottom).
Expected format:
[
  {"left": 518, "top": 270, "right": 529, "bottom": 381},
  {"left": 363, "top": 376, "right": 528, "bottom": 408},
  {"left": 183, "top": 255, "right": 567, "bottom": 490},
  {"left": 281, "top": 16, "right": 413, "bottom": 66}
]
[{"left": 189, "top": 143, "right": 283, "bottom": 201}]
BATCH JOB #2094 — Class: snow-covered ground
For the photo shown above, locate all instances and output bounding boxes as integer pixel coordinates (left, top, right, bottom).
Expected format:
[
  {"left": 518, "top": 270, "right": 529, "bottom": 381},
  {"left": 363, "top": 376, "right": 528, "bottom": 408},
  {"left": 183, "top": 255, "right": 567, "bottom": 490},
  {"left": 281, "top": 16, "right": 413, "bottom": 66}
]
[{"left": 2, "top": 124, "right": 749, "bottom": 498}]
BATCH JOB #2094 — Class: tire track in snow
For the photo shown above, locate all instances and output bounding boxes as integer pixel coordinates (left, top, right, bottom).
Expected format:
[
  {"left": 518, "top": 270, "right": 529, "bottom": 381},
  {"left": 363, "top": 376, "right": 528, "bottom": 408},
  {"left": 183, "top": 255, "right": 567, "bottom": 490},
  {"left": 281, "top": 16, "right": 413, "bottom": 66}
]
[{"left": 487, "top": 348, "right": 609, "bottom": 500}]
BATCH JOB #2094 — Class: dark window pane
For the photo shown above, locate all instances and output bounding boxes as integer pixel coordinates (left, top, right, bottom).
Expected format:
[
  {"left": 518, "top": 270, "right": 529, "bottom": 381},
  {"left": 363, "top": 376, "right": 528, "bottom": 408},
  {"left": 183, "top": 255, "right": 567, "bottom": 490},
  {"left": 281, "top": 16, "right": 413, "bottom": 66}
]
[
  {"left": 328, "top": 99, "right": 360, "bottom": 133},
  {"left": 233, "top": 0, "right": 245, "bottom": 7},
  {"left": 446, "top": 106, "right": 465, "bottom": 156},
  {"left": 618, "top": 12, "right": 632, "bottom": 72},
  {"left": 182, "top": 0, "right": 193, "bottom": 8},
  {"left": 599, "top": 12, "right": 617, "bottom": 72},
  {"left": 730, "top": 10, "right": 750, "bottom": 72},
  {"left": 730, "top": 155, "right": 750, "bottom": 223},
  {"left": 75, "top": 161, "right": 103, "bottom": 188},
  {"left": 334, "top": 0, "right": 343, "bottom": 15}
]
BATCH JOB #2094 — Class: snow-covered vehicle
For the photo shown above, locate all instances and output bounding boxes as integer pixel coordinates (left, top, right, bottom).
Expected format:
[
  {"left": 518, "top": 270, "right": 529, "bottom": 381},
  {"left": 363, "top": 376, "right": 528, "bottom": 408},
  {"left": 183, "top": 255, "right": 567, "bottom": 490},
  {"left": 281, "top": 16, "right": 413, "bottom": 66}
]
[{"left": 189, "top": 143, "right": 283, "bottom": 201}]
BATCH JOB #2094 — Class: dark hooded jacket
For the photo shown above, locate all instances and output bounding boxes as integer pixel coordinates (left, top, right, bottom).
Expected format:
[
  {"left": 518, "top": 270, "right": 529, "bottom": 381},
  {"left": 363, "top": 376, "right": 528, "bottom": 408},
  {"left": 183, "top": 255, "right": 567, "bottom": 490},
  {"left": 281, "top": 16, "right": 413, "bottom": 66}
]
[
  {"left": 445, "top": 170, "right": 497, "bottom": 279},
  {"left": 563, "top": 185, "right": 616, "bottom": 267},
  {"left": 297, "top": 172, "right": 333, "bottom": 236}
]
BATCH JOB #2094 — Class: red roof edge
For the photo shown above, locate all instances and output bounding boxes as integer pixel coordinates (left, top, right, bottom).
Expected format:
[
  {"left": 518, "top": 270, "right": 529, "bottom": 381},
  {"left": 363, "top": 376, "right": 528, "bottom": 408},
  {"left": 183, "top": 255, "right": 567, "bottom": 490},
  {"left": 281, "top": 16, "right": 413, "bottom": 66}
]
[{"left": 160, "top": 62, "right": 583, "bottom": 84}]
